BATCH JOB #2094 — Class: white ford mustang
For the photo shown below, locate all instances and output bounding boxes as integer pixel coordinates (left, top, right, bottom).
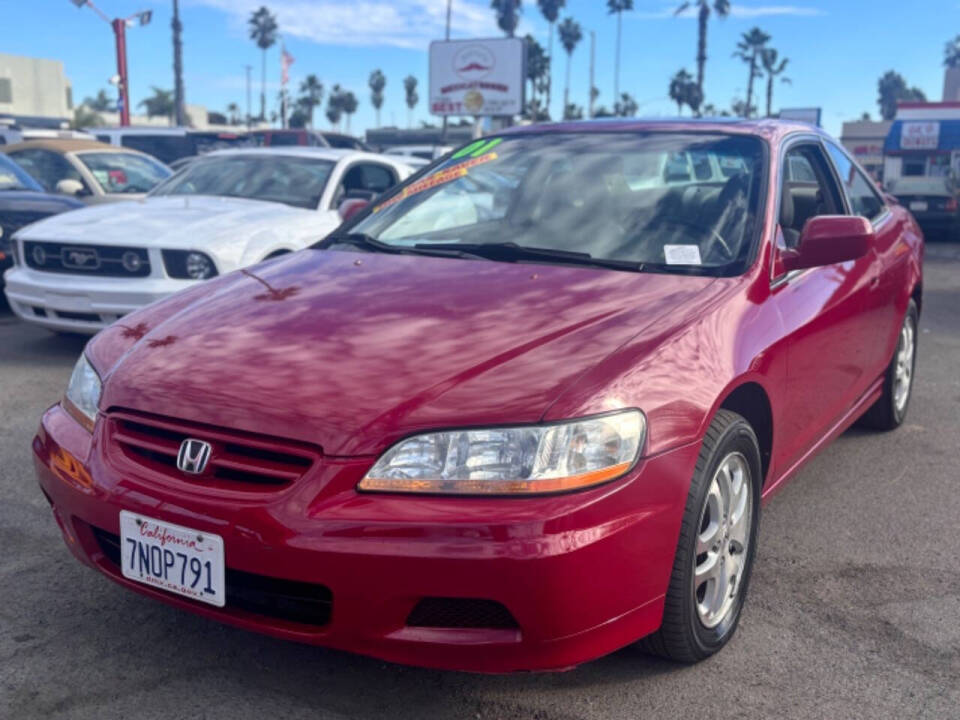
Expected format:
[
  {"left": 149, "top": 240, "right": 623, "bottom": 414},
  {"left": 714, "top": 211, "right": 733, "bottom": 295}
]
[{"left": 3, "top": 148, "right": 414, "bottom": 334}]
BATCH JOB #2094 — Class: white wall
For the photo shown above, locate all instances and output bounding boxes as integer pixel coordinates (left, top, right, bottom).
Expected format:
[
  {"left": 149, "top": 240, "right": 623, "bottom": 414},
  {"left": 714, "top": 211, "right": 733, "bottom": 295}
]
[{"left": 0, "top": 53, "right": 72, "bottom": 119}]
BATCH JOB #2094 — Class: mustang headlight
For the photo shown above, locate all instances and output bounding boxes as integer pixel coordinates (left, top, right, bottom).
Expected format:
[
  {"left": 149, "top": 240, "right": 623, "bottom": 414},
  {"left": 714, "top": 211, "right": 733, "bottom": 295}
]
[
  {"left": 359, "top": 410, "right": 645, "bottom": 495},
  {"left": 63, "top": 353, "right": 102, "bottom": 432}
]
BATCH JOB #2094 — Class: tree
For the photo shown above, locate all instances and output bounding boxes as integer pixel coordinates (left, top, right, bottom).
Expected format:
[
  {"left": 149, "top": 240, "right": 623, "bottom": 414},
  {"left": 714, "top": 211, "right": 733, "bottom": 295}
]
[
  {"left": 172, "top": 0, "right": 186, "bottom": 126},
  {"left": 669, "top": 69, "right": 695, "bottom": 115},
  {"left": 733, "top": 26, "right": 770, "bottom": 118},
  {"left": 537, "top": 0, "right": 565, "bottom": 115},
  {"left": 326, "top": 86, "right": 344, "bottom": 130},
  {"left": 525, "top": 35, "right": 550, "bottom": 118},
  {"left": 248, "top": 6, "right": 278, "bottom": 120},
  {"left": 404, "top": 75, "right": 419, "bottom": 128},
  {"left": 607, "top": 0, "right": 634, "bottom": 101},
  {"left": 207, "top": 111, "right": 227, "bottom": 125},
  {"left": 299, "top": 74, "right": 324, "bottom": 128},
  {"left": 594, "top": 105, "right": 615, "bottom": 118},
  {"left": 491, "top": 0, "right": 522, "bottom": 37},
  {"left": 614, "top": 92, "right": 638, "bottom": 117},
  {"left": 84, "top": 89, "right": 113, "bottom": 111},
  {"left": 139, "top": 87, "right": 175, "bottom": 122},
  {"left": 369, "top": 69, "right": 386, "bottom": 127},
  {"left": 945, "top": 35, "right": 960, "bottom": 68},
  {"left": 860, "top": 111, "right": 872, "bottom": 121},
  {"left": 226, "top": 102, "right": 241, "bottom": 125},
  {"left": 73, "top": 106, "right": 104, "bottom": 129},
  {"left": 564, "top": 103, "right": 583, "bottom": 120},
  {"left": 877, "top": 71, "right": 927, "bottom": 120},
  {"left": 730, "top": 97, "right": 756, "bottom": 118},
  {"left": 341, "top": 91, "right": 358, "bottom": 133},
  {"left": 558, "top": 17, "right": 582, "bottom": 119},
  {"left": 675, "top": 0, "right": 730, "bottom": 102},
  {"left": 760, "top": 47, "right": 790, "bottom": 117}
]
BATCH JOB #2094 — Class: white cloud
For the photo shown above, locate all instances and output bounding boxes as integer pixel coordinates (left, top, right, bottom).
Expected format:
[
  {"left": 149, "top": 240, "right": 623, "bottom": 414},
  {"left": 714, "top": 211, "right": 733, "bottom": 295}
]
[
  {"left": 187, "top": 0, "right": 541, "bottom": 50},
  {"left": 637, "top": 4, "right": 825, "bottom": 19}
]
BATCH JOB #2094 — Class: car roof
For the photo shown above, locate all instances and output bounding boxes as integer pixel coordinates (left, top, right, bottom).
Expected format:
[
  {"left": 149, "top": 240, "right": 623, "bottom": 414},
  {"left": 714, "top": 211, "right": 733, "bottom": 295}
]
[
  {"left": 203, "top": 147, "right": 388, "bottom": 162},
  {"left": 500, "top": 117, "right": 828, "bottom": 143},
  {"left": 1, "top": 138, "right": 143, "bottom": 153},
  {"left": 88, "top": 127, "right": 189, "bottom": 137}
]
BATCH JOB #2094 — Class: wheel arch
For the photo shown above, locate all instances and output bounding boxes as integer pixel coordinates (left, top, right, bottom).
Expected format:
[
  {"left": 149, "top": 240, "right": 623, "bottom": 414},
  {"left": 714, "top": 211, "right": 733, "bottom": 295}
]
[{"left": 714, "top": 381, "right": 774, "bottom": 487}]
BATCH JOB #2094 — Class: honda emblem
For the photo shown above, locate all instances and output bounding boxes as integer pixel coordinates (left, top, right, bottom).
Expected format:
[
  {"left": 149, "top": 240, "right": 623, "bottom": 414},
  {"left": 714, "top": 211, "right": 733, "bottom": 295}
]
[{"left": 177, "top": 438, "right": 212, "bottom": 474}]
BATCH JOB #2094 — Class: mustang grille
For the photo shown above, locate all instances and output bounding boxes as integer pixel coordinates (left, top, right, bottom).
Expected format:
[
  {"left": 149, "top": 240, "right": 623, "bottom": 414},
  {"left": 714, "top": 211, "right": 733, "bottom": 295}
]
[
  {"left": 107, "top": 410, "right": 319, "bottom": 489},
  {"left": 23, "top": 240, "right": 151, "bottom": 277}
]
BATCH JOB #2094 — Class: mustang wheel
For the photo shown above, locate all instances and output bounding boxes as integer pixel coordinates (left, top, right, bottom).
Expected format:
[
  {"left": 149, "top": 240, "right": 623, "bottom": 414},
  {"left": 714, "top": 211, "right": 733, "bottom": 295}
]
[
  {"left": 860, "top": 299, "right": 919, "bottom": 431},
  {"left": 643, "top": 409, "right": 761, "bottom": 662}
]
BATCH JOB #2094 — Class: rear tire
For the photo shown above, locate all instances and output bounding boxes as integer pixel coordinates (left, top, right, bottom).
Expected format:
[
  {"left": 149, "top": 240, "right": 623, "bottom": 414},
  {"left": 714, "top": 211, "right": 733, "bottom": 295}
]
[
  {"left": 642, "top": 409, "right": 762, "bottom": 662},
  {"left": 859, "top": 299, "right": 918, "bottom": 431}
]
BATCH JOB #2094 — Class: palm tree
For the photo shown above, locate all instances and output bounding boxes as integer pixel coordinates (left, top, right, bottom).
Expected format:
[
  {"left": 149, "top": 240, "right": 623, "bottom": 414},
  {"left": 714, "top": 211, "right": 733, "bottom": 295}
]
[
  {"left": 614, "top": 92, "right": 638, "bottom": 117},
  {"left": 139, "top": 87, "right": 175, "bottom": 122},
  {"left": 226, "top": 102, "right": 240, "bottom": 125},
  {"left": 341, "top": 91, "right": 358, "bottom": 134},
  {"left": 248, "top": 6, "right": 278, "bottom": 120},
  {"left": 491, "top": 0, "right": 522, "bottom": 37},
  {"left": 564, "top": 103, "right": 583, "bottom": 120},
  {"left": 326, "top": 85, "right": 344, "bottom": 130},
  {"left": 607, "top": 0, "right": 634, "bottom": 101},
  {"left": 172, "top": 0, "right": 186, "bottom": 126},
  {"left": 299, "top": 74, "right": 324, "bottom": 128},
  {"left": 733, "top": 26, "right": 770, "bottom": 118},
  {"left": 669, "top": 70, "right": 693, "bottom": 114},
  {"left": 369, "top": 70, "right": 386, "bottom": 127},
  {"left": 84, "top": 89, "right": 113, "bottom": 111},
  {"left": 760, "top": 48, "right": 790, "bottom": 117},
  {"left": 674, "top": 0, "right": 730, "bottom": 101},
  {"left": 945, "top": 35, "right": 960, "bottom": 68},
  {"left": 558, "top": 17, "right": 582, "bottom": 119},
  {"left": 404, "top": 75, "right": 419, "bottom": 129},
  {"left": 537, "top": 0, "right": 565, "bottom": 115},
  {"left": 524, "top": 35, "right": 549, "bottom": 118}
]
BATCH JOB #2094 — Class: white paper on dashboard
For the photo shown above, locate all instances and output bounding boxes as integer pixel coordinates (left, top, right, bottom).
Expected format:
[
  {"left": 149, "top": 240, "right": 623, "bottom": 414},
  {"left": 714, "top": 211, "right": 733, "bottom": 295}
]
[{"left": 663, "top": 245, "right": 702, "bottom": 265}]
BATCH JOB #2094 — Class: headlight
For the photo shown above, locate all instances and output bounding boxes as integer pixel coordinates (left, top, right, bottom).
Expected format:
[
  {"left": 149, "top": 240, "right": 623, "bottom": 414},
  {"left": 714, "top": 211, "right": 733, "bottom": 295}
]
[
  {"left": 359, "top": 410, "right": 645, "bottom": 495},
  {"left": 63, "top": 354, "right": 102, "bottom": 432},
  {"left": 162, "top": 249, "right": 218, "bottom": 280}
]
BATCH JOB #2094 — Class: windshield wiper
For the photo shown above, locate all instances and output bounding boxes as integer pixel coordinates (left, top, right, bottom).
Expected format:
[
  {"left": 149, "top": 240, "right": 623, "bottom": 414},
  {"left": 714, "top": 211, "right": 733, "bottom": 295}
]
[
  {"left": 413, "top": 242, "right": 645, "bottom": 273},
  {"left": 315, "top": 233, "right": 483, "bottom": 260}
]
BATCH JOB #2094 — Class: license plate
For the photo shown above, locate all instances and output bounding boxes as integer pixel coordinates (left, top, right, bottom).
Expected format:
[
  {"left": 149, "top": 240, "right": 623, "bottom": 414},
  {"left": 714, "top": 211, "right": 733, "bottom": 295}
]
[
  {"left": 119, "top": 511, "right": 225, "bottom": 607},
  {"left": 909, "top": 201, "right": 928, "bottom": 212}
]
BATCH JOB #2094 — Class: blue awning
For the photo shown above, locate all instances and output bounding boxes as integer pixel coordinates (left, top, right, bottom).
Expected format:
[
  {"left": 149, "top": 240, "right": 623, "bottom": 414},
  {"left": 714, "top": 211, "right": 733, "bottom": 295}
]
[{"left": 885, "top": 119, "right": 960, "bottom": 152}]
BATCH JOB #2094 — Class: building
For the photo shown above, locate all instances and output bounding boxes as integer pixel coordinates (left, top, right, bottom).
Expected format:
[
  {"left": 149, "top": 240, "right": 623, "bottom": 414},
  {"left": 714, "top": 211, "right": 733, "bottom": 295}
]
[
  {"left": 882, "top": 102, "right": 960, "bottom": 185},
  {"left": 0, "top": 53, "right": 73, "bottom": 126},
  {"left": 840, "top": 119, "right": 892, "bottom": 181}
]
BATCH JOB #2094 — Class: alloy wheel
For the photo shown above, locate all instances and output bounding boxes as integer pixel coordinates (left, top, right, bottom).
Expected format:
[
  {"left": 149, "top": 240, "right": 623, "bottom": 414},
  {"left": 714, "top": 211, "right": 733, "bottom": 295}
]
[
  {"left": 894, "top": 316, "right": 916, "bottom": 414},
  {"left": 693, "top": 452, "right": 753, "bottom": 629}
]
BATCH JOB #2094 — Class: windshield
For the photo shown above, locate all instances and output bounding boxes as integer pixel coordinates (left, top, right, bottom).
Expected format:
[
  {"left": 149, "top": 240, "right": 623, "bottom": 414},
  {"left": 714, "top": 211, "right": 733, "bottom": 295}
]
[
  {"left": 150, "top": 154, "right": 335, "bottom": 209},
  {"left": 0, "top": 153, "right": 44, "bottom": 192},
  {"left": 77, "top": 152, "right": 172, "bottom": 194},
  {"left": 348, "top": 132, "right": 766, "bottom": 274}
]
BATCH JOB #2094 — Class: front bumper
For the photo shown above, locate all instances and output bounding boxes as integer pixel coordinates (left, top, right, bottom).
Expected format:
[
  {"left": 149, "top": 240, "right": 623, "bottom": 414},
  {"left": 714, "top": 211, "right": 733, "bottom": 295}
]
[
  {"left": 34, "top": 404, "right": 700, "bottom": 672},
  {"left": 4, "top": 266, "right": 195, "bottom": 334}
]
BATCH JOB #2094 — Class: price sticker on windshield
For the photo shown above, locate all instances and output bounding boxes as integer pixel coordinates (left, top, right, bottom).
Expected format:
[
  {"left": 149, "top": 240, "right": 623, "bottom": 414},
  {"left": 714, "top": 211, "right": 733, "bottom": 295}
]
[{"left": 664, "top": 245, "right": 702, "bottom": 265}]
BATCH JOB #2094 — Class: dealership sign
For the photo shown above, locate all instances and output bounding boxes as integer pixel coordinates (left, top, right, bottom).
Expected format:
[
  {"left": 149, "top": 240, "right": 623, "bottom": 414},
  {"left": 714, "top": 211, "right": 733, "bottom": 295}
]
[
  {"left": 901, "top": 121, "right": 940, "bottom": 150},
  {"left": 429, "top": 38, "right": 526, "bottom": 117}
]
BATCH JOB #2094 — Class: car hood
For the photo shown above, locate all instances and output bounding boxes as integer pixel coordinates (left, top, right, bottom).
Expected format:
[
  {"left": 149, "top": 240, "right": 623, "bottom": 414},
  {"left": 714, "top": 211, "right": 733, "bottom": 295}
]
[
  {"left": 0, "top": 190, "right": 85, "bottom": 214},
  {"left": 16, "top": 195, "right": 319, "bottom": 248},
  {"left": 96, "top": 250, "right": 717, "bottom": 456}
]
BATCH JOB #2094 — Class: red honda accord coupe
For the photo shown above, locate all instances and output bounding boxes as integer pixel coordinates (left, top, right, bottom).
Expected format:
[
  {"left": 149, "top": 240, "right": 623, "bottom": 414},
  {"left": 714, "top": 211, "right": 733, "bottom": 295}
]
[{"left": 34, "top": 120, "right": 923, "bottom": 672}]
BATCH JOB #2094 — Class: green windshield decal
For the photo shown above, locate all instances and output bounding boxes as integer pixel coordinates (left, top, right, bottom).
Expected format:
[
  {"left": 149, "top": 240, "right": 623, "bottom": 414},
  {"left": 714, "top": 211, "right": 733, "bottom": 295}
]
[{"left": 451, "top": 137, "right": 503, "bottom": 160}]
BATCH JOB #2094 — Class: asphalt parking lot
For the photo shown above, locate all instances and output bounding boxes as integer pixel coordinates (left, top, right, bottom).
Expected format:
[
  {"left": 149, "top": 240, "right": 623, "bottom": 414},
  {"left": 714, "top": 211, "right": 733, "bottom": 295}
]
[{"left": 1, "top": 242, "right": 958, "bottom": 720}]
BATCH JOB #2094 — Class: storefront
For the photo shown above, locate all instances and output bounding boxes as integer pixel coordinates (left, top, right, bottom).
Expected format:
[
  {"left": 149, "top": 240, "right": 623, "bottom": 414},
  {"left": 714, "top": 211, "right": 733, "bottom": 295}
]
[
  {"left": 840, "top": 120, "right": 891, "bottom": 181},
  {"left": 883, "top": 102, "right": 960, "bottom": 186}
]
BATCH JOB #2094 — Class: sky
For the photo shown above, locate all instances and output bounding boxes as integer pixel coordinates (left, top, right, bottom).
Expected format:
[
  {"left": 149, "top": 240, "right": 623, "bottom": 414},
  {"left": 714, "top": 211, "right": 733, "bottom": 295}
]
[{"left": 3, "top": 0, "right": 958, "bottom": 137}]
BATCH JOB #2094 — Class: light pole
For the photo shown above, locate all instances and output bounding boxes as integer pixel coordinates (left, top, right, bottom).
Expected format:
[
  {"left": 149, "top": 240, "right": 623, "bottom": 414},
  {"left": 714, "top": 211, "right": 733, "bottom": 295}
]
[{"left": 69, "top": 0, "right": 152, "bottom": 127}]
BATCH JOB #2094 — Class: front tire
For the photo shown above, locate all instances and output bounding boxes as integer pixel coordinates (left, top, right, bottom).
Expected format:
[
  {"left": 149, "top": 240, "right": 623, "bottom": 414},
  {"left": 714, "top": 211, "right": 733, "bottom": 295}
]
[
  {"left": 859, "top": 299, "right": 918, "bottom": 431},
  {"left": 643, "top": 410, "right": 761, "bottom": 662}
]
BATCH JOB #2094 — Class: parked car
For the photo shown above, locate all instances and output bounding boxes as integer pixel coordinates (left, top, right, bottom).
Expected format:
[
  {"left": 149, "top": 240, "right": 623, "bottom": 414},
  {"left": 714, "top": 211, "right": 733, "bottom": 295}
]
[
  {"left": 90, "top": 128, "right": 255, "bottom": 166},
  {"left": 4, "top": 148, "right": 413, "bottom": 333},
  {"left": 0, "top": 127, "right": 95, "bottom": 145},
  {"left": 3, "top": 140, "right": 171, "bottom": 204},
  {"left": 0, "top": 152, "right": 84, "bottom": 283},
  {"left": 251, "top": 129, "right": 371, "bottom": 151},
  {"left": 32, "top": 120, "right": 922, "bottom": 672},
  {"left": 887, "top": 176, "right": 959, "bottom": 238},
  {"left": 382, "top": 144, "right": 453, "bottom": 162}
]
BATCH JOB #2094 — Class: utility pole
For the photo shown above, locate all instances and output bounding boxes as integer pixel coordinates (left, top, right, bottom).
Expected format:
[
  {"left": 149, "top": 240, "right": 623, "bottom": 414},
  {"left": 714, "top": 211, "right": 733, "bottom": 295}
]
[
  {"left": 589, "top": 30, "right": 595, "bottom": 119},
  {"left": 440, "top": 0, "right": 452, "bottom": 145},
  {"left": 69, "top": 1, "right": 151, "bottom": 127},
  {"left": 244, "top": 65, "right": 253, "bottom": 128},
  {"left": 172, "top": 0, "right": 186, "bottom": 126}
]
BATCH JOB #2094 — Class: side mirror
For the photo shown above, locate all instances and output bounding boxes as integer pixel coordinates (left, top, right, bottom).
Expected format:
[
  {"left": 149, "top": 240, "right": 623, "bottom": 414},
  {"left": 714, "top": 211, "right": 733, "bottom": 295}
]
[
  {"left": 56, "top": 178, "right": 85, "bottom": 197},
  {"left": 338, "top": 197, "right": 370, "bottom": 222},
  {"left": 780, "top": 215, "right": 874, "bottom": 273}
]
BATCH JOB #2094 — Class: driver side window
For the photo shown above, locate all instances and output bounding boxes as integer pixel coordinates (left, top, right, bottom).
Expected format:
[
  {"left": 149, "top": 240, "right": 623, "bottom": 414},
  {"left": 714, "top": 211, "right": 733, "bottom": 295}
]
[{"left": 779, "top": 144, "right": 843, "bottom": 248}]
